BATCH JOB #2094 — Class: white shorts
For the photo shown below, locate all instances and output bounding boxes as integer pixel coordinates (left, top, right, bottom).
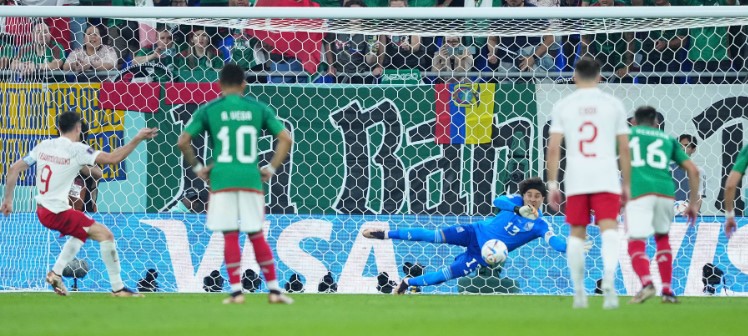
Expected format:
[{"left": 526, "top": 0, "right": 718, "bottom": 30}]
[
  {"left": 625, "top": 195, "right": 674, "bottom": 239},
  {"left": 206, "top": 191, "right": 265, "bottom": 233}
]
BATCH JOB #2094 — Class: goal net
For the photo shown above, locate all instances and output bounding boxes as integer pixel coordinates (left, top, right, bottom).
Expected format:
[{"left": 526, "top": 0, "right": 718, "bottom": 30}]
[{"left": 0, "top": 4, "right": 746, "bottom": 296}]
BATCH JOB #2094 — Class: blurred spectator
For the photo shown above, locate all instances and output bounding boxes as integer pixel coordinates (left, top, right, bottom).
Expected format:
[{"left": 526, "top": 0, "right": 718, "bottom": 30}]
[
  {"left": 16, "top": 1, "right": 74, "bottom": 52},
  {"left": 485, "top": 0, "right": 555, "bottom": 78},
  {"left": 583, "top": 0, "right": 643, "bottom": 5},
  {"left": 201, "top": 0, "right": 228, "bottom": 6},
  {"left": 109, "top": 0, "right": 140, "bottom": 64},
  {"left": 579, "top": 0, "right": 634, "bottom": 82},
  {"left": 687, "top": 0, "right": 736, "bottom": 84},
  {"left": 132, "top": 28, "right": 179, "bottom": 81},
  {"left": 174, "top": 29, "right": 224, "bottom": 79},
  {"left": 218, "top": 0, "right": 268, "bottom": 83},
  {"left": 63, "top": 25, "right": 118, "bottom": 81},
  {"left": 1, "top": 35, "right": 15, "bottom": 70},
  {"left": 528, "top": 0, "right": 562, "bottom": 70},
  {"left": 69, "top": 165, "right": 102, "bottom": 212},
  {"left": 410, "top": 0, "right": 437, "bottom": 6},
  {"left": 10, "top": 22, "right": 66, "bottom": 75},
  {"left": 168, "top": 188, "right": 208, "bottom": 213},
  {"left": 379, "top": 0, "right": 426, "bottom": 71},
  {"left": 324, "top": 0, "right": 379, "bottom": 83},
  {"left": 432, "top": 35, "right": 474, "bottom": 83},
  {"left": 637, "top": 0, "right": 687, "bottom": 83},
  {"left": 672, "top": 134, "right": 707, "bottom": 209}
]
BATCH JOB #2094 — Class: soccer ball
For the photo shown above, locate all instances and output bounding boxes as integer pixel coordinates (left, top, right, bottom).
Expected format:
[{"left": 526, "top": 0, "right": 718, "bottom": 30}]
[{"left": 481, "top": 239, "right": 508, "bottom": 266}]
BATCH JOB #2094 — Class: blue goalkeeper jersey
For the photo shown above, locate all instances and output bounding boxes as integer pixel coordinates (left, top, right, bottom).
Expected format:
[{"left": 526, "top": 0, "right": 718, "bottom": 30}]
[{"left": 473, "top": 195, "right": 565, "bottom": 253}]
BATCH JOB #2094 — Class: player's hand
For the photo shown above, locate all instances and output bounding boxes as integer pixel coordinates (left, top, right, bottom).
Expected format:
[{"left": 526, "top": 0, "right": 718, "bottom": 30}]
[
  {"left": 684, "top": 204, "right": 699, "bottom": 227},
  {"left": 725, "top": 217, "right": 737, "bottom": 239},
  {"left": 0, "top": 200, "right": 12, "bottom": 216},
  {"left": 196, "top": 165, "right": 212, "bottom": 183},
  {"left": 517, "top": 205, "right": 539, "bottom": 220},
  {"left": 135, "top": 128, "right": 159, "bottom": 141},
  {"left": 261, "top": 165, "right": 276, "bottom": 182},
  {"left": 583, "top": 239, "right": 593, "bottom": 253},
  {"left": 548, "top": 189, "right": 562, "bottom": 212}
]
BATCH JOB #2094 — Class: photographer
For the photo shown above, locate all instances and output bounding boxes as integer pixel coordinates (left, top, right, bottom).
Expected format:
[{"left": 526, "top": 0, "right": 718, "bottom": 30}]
[{"left": 431, "top": 36, "right": 474, "bottom": 83}]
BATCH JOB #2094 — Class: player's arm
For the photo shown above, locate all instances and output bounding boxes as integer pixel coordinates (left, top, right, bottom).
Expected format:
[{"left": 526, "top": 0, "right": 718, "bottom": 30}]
[
  {"left": 724, "top": 170, "right": 742, "bottom": 239},
  {"left": 1, "top": 159, "right": 31, "bottom": 216},
  {"left": 493, "top": 195, "right": 538, "bottom": 219},
  {"left": 96, "top": 128, "right": 158, "bottom": 165},
  {"left": 617, "top": 133, "right": 632, "bottom": 204},
  {"left": 679, "top": 160, "right": 701, "bottom": 224},
  {"left": 79, "top": 165, "right": 103, "bottom": 180}
]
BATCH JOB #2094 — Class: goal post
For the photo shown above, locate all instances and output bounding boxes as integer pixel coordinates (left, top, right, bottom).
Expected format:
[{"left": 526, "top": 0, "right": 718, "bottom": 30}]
[{"left": 0, "top": 6, "right": 746, "bottom": 295}]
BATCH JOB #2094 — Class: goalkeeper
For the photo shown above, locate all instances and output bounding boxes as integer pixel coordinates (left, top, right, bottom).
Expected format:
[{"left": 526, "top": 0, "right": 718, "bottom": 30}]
[{"left": 363, "top": 177, "right": 572, "bottom": 294}]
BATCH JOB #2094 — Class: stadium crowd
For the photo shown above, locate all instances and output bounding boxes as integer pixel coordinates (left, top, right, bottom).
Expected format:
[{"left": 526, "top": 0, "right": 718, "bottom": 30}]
[{"left": 1, "top": 0, "right": 748, "bottom": 84}]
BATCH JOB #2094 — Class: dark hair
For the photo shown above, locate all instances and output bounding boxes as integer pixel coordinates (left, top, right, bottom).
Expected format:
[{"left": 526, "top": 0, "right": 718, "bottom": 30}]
[
  {"left": 57, "top": 111, "right": 83, "bottom": 134},
  {"left": 634, "top": 106, "right": 659, "bottom": 126},
  {"left": 344, "top": 0, "right": 366, "bottom": 6},
  {"left": 519, "top": 177, "right": 547, "bottom": 198},
  {"left": 219, "top": 63, "right": 246, "bottom": 87},
  {"left": 574, "top": 57, "right": 601, "bottom": 81},
  {"left": 679, "top": 134, "right": 697, "bottom": 148}
]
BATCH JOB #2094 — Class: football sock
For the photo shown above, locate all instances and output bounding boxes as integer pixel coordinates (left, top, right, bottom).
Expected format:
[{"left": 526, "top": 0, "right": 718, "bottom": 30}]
[
  {"left": 100, "top": 240, "right": 124, "bottom": 291},
  {"left": 566, "top": 236, "right": 586, "bottom": 294},
  {"left": 223, "top": 231, "right": 242, "bottom": 292},
  {"left": 655, "top": 234, "right": 673, "bottom": 295},
  {"left": 407, "top": 269, "right": 450, "bottom": 287},
  {"left": 627, "top": 239, "right": 652, "bottom": 286},
  {"left": 601, "top": 229, "right": 621, "bottom": 289},
  {"left": 249, "top": 232, "right": 280, "bottom": 292},
  {"left": 387, "top": 229, "right": 440, "bottom": 243},
  {"left": 52, "top": 237, "right": 84, "bottom": 275}
]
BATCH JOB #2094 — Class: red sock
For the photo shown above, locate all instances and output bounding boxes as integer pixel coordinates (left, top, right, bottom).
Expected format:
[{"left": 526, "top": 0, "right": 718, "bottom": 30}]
[
  {"left": 249, "top": 232, "right": 277, "bottom": 283},
  {"left": 628, "top": 239, "right": 652, "bottom": 287},
  {"left": 223, "top": 231, "right": 242, "bottom": 289},
  {"left": 655, "top": 234, "right": 673, "bottom": 295}
]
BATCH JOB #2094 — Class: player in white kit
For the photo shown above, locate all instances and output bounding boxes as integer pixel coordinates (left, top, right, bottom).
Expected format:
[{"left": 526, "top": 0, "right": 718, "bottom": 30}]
[
  {"left": 1, "top": 111, "right": 157, "bottom": 296},
  {"left": 546, "top": 57, "right": 632, "bottom": 310}
]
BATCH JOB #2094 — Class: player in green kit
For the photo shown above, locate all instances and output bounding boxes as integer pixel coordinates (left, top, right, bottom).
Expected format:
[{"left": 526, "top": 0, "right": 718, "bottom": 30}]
[
  {"left": 723, "top": 144, "right": 747, "bottom": 239},
  {"left": 177, "top": 63, "right": 293, "bottom": 304},
  {"left": 626, "top": 106, "right": 700, "bottom": 304}
]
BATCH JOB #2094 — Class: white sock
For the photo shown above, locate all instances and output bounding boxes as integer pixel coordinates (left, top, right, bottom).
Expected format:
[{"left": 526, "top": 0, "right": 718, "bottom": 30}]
[
  {"left": 266, "top": 280, "right": 281, "bottom": 292},
  {"left": 52, "top": 238, "right": 84, "bottom": 275},
  {"left": 566, "top": 236, "right": 586, "bottom": 294},
  {"left": 100, "top": 240, "right": 124, "bottom": 291},
  {"left": 601, "top": 229, "right": 621, "bottom": 289},
  {"left": 230, "top": 283, "right": 243, "bottom": 293}
]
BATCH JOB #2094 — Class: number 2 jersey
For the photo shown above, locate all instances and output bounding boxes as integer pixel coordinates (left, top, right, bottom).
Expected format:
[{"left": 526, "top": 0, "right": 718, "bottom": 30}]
[
  {"left": 184, "top": 94, "right": 286, "bottom": 193},
  {"left": 549, "top": 87, "right": 630, "bottom": 196},
  {"left": 22, "top": 137, "right": 101, "bottom": 213},
  {"left": 629, "top": 125, "right": 690, "bottom": 199}
]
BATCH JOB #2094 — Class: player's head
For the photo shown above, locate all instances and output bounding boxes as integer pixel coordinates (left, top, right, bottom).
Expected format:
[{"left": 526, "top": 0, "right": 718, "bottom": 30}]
[
  {"left": 634, "top": 106, "right": 659, "bottom": 127},
  {"left": 518, "top": 177, "right": 546, "bottom": 209},
  {"left": 219, "top": 63, "right": 246, "bottom": 94},
  {"left": 56, "top": 111, "right": 85, "bottom": 141},
  {"left": 679, "top": 134, "right": 698, "bottom": 156},
  {"left": 573, "top": 57, "right": 601, "bottom": 86}
]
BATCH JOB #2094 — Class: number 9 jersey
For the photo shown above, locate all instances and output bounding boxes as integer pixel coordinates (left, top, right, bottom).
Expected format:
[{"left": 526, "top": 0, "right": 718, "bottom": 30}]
[
  {"left": 184, "top": 94, "right": 286, "bottom": 193},
  {"left": 549, "top": 87, "right": 630, "bottom": 196}
]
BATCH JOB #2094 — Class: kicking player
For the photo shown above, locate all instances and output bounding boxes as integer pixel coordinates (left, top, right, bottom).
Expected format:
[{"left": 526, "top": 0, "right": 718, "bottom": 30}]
[
  {"left": 363, "top": 177, "right": 573, "bottom": 294},
  {"left": 1, "top": 111, "right": 157, "bottom": 296},
  {"left": 546, "top": 57, "right": 632, "bottom": 309},
  {"left": 178, "top": 63, "right": 293, "bottom": 304},
  {"left": 626, "top": 106, "right": 699, "bottom": 304}
]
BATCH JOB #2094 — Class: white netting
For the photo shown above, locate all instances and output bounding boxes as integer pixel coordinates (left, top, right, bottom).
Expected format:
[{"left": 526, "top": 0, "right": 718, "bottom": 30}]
[{"left": 0, "top": 4, "right": 747, "bottom": 296}]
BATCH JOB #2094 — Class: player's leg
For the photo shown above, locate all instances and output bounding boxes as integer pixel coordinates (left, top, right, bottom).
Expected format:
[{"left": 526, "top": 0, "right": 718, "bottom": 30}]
[
  {"left": 86, "top": 222, "right": 141, "bottom": 297},
  {"left": 206, "top": 192, "right": 245, "bottom": 304},
  {"left": 564, "top": 194, "right": 592, "bottom": 308},
  {"left": 364, "top": 225, "right": 474, "bottom": 247},
  {"left": 239, "top": 192, "right": 292, "bottom": 304},
  {"left": 625, "top": 196, "right": 657, "bottom": 304},
  {"left": 396, "top": 252, "right": 480, "bottom": 295},
  {"left": 592, "top": 192, "right": 623, "bottom": 310},
  {"left": 653, "top": 197, "right": 678, "bottom": 303},
  {"left": 35, "top": 206, "right": 87, "bottom": 296}
]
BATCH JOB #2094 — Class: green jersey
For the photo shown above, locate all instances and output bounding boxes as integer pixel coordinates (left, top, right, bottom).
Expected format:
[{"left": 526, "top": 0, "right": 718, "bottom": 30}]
[
  {"left": 629, "top": 126, "right": 690, "bottom": 199},
  {"left": 184, "top": 94, "right": 286, "bottom": 192},
  {"left": 731, "top": 146, "right": 748, "bottom": 175}
]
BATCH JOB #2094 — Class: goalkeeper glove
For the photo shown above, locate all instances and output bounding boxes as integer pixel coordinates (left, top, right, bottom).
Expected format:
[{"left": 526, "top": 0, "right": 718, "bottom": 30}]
[{"left": 514, "top": 205, "right": 539, "bottom": 220}]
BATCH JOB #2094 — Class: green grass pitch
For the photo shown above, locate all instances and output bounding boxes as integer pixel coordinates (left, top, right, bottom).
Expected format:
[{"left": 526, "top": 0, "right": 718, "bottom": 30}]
[{"left": 1, "top": 293, "right": 745, "bottom": 336}]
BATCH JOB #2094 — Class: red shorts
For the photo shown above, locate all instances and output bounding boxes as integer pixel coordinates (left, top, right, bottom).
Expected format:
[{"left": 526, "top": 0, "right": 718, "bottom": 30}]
[
  {"left": 565, "top": 192, "right": 621, "bottom": 226},
  {"left": 36, "top": 206, "right": 95, "bottom": 242}
]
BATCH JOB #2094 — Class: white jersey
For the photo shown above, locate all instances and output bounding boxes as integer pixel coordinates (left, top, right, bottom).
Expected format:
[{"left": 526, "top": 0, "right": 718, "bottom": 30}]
[
  {"left": 22, "top": 137, "right": 100, "bottom": 213},
  {"left": 549, "top": 87, "right": 629, "bottom": 196}
]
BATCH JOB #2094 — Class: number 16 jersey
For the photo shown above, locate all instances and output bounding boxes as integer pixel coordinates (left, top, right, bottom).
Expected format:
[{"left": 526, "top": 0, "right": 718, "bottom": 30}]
[
  {"left": 549, "top": 87, "right": 630, "bottom": 196},
  {"left": 628, "top": 126, "right": 690, "bottom": 199},
  {"left": 184, "top": 94, "right": 286, "bottom": 193}
]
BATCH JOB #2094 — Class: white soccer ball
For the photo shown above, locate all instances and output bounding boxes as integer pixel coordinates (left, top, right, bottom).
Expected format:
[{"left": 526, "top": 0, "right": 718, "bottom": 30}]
[
  {"left": 674, "top": 200, "right": 689, "bottom": 216},
  {"left": 481, "top": 239, "right": 508, "bottom": 266}
]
